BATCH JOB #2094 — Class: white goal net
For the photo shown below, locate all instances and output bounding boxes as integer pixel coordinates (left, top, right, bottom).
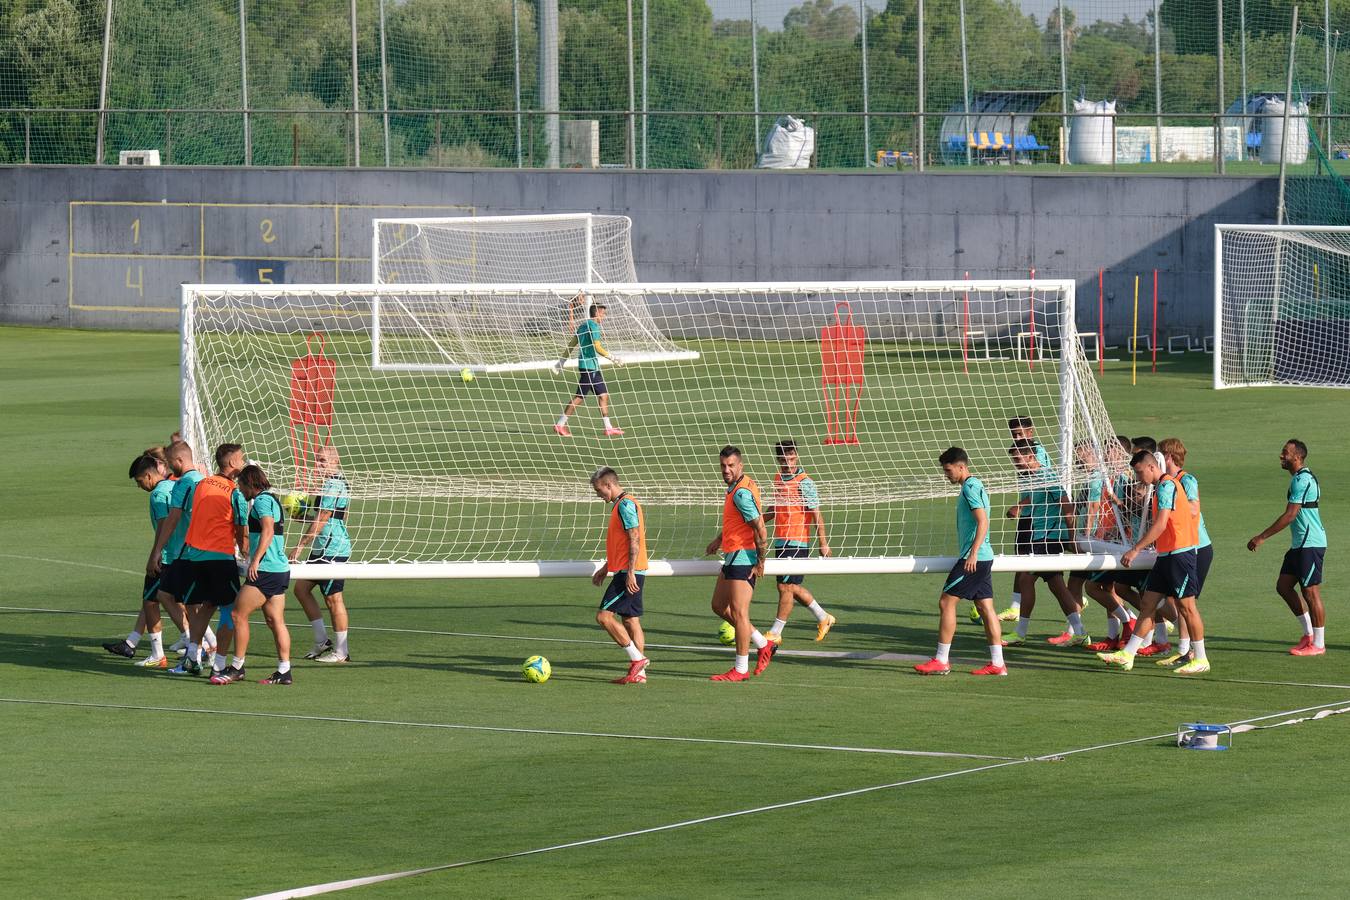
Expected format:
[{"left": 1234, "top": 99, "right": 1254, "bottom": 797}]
[
  {"left": 372, "top": 213, "right": 637, "bottom": 286},
  {"left": 1215, "top": 224, "right": 1350, "bottom": 389},
  {"left": 181, "top": 280, "right": 1133, "bottom": 578}
]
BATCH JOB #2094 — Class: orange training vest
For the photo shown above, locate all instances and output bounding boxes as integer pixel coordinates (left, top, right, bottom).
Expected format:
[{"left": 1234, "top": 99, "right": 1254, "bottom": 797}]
[
  {"left": 606, "top": 493, "right": 648, "bottom": 572},
  {"left": 722, "top": 475, "right": 763, "bottom": 553},
  {"left": 773, "top": 470, "right": 812, "bottom": 542},
  {"left": 1153, "top": 473, "right": 1199, "bottom": 554},
  {"left": 184, "top": 475, "right": 239, "bottom": 555}
]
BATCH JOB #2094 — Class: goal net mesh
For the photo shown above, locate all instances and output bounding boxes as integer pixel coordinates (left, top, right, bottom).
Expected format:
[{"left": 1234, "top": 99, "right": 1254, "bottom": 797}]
[
  {"left": 1217, "top": 226, "right": 1350, "bottom": 388},
  {"left": 183, "top": 281, "right": 1129, "bottom": 569}
]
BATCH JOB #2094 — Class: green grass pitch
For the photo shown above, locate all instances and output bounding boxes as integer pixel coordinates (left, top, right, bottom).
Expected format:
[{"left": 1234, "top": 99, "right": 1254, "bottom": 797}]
[{"left": 2, "top": 325, "right": 1349, "bottom": 898}]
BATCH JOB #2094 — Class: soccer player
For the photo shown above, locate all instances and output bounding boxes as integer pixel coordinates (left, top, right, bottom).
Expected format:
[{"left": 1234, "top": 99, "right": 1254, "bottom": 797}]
[
  {"left": 290, "top": 444, "right": 353, "bottom": 663},
  {"left": 1248, "top": 439, "right": 1328, "bottom": 656},
  {"left": 554, "top": 296, "right": 624, "bottom": 437},
  {"left": 589, "top": 467, "right": 650, "bottom": 685},
  {"left": 1003, "top": 439, "right": 1089, "bottom": 647},
  {"left": 1098, "top": 450, "right": 1202, "bottom": 673},
  {"left": 998, "top": 416, "right": 1055, "bottom": 621},
  {"left": 762, "top": 440, "right": 836, "bottom": 644},
  {"left": 103, "top": 453, "right": 181, "bottom": 667},
  {"left": 212, "top": 465, "right": 293, "bottom": 685},
  {"left": 705, "top": 446, "right": 775, "bottom": 682},
  {"left": 1156, "top": 437, "right": 1211, "bottom": 672},
  {"left": 147, "top": 441, "right": 217, "bottom": 660},
  {"left": 1066, "top": 442, "right": 1135, "bottom": 648},
  {"left": 915, "top": 448, "right": 1007, "bottom": 676}
]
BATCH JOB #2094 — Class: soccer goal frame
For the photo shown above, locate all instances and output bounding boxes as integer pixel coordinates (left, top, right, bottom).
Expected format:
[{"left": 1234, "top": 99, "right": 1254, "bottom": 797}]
[
  {"left": 1214, "top": 223, "right": 1350, "bottom": 390},
  {"left": 180, "top": 279, "right": 1146, "bottom": 581}
]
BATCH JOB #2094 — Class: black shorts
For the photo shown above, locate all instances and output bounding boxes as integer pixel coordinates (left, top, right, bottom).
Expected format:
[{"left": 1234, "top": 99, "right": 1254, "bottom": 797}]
[
  {"left": 1027, "top": 538, "right": 1068, "bottom": 582},
  {"left": 160, "top": 559, "right": 193, "bottom": 602},
  {"left": 774, "top": 544, "right": 809, "bottom": 585},
  {"left": 246, "top": 570, "right": 291, "bottom": 597},
  {"left": 142, "top": 574, "right": 162, "bottom": 603},
  {"left": 721, "top": 564, "right": 757, "bottom": 588},
  {"left": 1195, "top": 544, "right": 1214, "bottom": 597},
  {"left": 1281, "top": 547, "right": 1326, "bottom": 588},
  {"left": 186, "top": 559, "right": 241, "bottom": 607},
  {"left": 305, "top": 553, "right": 349, "bottom": 596},
  {"left": 599, "top": 572, "right": 645, "bottom": 618},
  {"left": 942, "top": 559, "right": 994, "bottom": 601},
  {"left": 575, "top": 369, "right": 608, "bottom": 396},
  {"left": 1101, "top": 568, "right": 1147, "bottom": 590},
  {"left": 1014, "top": 516, "right": 1033, "bottom": 555},
  {"left": 1145, "top": 550, "right": 1199, "bottom": 599}
]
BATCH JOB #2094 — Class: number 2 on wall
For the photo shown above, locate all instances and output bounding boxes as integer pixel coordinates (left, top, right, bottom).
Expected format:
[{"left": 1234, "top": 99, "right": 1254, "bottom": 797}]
[{"left": 260, "top": 219, "right": 276, "bottom": 244}]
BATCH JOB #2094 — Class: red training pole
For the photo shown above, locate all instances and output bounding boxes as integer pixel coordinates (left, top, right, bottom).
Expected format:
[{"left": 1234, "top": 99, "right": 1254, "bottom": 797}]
[
  {"left": 1097, "top": 268, "right": 1105, "bottom": 375},
  {"left": 1028, "top": 267, "right": 1036, "bottom": 370},
  {"left": 1151, "top": 268, "right": 1158, "bottom": 373},
  {"left": 962, "top": 271, "right": 970, "bottom": 375}
]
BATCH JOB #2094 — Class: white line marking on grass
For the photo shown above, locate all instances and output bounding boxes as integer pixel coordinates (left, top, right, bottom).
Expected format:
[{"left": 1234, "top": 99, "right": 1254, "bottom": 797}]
[
  {"left": 0, "top": 555, "right": 140, "bottom": 576},
  {"left": 240, "top": 758, "right": 1032, "bottom": 900},
  {"left": 241, "top": 693, "right": 1350, "bottom": 898},
  {"left": 0, "top": 698, "right": 1020, "bottom": 761}
]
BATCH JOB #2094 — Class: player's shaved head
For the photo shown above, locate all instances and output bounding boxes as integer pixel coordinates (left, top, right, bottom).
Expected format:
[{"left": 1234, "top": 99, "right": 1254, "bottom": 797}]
[
  {"left": 1286, "top": 438, "right": 1308, "bottom": 460},
  {"left": 214, "top": 443, "right": 244, "bottom": 475},
  {"left": 589, "top": 466, "right": 619, "bottom": 487}
]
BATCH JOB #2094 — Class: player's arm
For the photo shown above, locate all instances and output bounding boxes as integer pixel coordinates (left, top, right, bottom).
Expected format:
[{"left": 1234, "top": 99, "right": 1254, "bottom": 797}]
[
  {"left": 555, "top": 334, "right": 579, "bottom": 370},
  {"left": 1248, "top": 502, "right": 1300, "bottom": 551},
  {"left": 1058, "top": 494, "right": 1076, "bottom": 534},
  {"left": 704, "top": 529, "right": 723, "bottom": 556},
  {"left": 248, "top": 514, "right": 274, "bottom": 581},
  {"left": 1006, "top": 494, "right": 1028, "bottom": 519},
  {"left": 965, "top": 506, "right": 990, "bottom": 572},
  {"left": 289, "top": 508, "right": 332, "bottom": 562},
  {"left": 750, "top": 515, "right": 769, "bottom": 578},
  {"left": 1121, "top": 506, "right": 1169, "bottom": 566},
  {"left": 807, "top": 508, "right": 830, "bottom": 557},
  {"left": 625, "top": 526, "right": 641, "bottom": 594},
  {"left": 147, "top": 509, "right": 179, "bottom": 576}
]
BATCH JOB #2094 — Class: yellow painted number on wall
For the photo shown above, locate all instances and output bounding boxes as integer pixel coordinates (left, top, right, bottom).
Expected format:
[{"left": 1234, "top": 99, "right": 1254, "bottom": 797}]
[
  {"left": 125, "top": 265, "right": 144, "bottom": 297},
  {"left": 130, "top": 218, "right": 140, "bottom": 245},
  {"left": 258, "top": 268, "right": 274, "bottom": 284},
  {"left": 260, "top": 219, "right": 276, "bottom": 244}
]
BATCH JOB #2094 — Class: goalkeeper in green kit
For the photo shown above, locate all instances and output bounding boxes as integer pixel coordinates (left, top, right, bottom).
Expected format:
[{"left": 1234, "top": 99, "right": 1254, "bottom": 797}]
[{"left": 555, "top": 294, "right": 625, "bottom": 437}]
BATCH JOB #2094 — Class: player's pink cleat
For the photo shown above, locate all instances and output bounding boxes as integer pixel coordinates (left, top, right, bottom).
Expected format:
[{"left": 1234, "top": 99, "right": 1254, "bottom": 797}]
[
  {"left": 604, "top": 426, "right": 625, "bottom": 436},
  {"left": 913, "top": 658, "right": 951, "bottom": 676},
  {"left": 553, "top": 424, "right": 572, "bottom": 437},
  {"left": 1137, "top": 641, "right": 1171, "bottom": 657},
  {"left": 754, "top": 641, "right": 777, "bottom": 675},
  {"left": 970, "top": 663, "right": 1008, "bottom": 676},
  {"left": 1046, "top": 631, "right": 1074, "bottom": 646},
  {"left": 620, "top": 657, "right": 650, "bottom": 683},
  {"left": 1084, "top": 637, "right": 1115, "bottom": 652},
  {"left": 711, "top": 668, "right": 750, "bottom": 682},
  {"left": 1290, "top": 635, "right": 1314, "bottom": 655},
  {"left": 1290, "top": 642, "right": 1326, "bottom": 657}
]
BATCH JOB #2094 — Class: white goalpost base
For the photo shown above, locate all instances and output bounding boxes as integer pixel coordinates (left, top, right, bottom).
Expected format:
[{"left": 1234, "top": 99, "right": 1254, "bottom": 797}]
[{"left": 184, "top": 279, "right": 1137, "bottom": 578}]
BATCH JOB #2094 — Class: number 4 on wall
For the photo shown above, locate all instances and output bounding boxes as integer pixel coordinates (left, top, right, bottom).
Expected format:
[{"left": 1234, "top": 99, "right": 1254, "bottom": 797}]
[{"left": 125, "top": 265, "right": 143, "bottom": 298}]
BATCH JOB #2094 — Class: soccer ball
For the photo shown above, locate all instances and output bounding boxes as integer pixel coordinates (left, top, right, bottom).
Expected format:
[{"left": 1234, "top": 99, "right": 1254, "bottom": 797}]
[
  {"left": 460, "top": 367, "right": 475, "bottom": 383},
  {"left": 280, "top": 491, "right": 306, "bottom": 519},
  {"left": 522, "top": 655, "right": 551, "bottom": 683},
  {"left": 717, "top": 621, "right": 736, "bottom": 645}
]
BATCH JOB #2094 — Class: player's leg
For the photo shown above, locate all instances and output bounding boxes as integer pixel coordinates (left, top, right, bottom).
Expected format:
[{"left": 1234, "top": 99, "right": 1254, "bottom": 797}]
[
  {"left": 972, "top": 595, "right": 1007, "bottom": 674},
  {"left": 1277, "top": 560, "right": 1314, "bottom": 651},
  {"left": 766, "top": 580, "right": 796, "bottom": 642},
  {"left": 555, "top": 385, "right": 586, "bottom": 435},
  {"left": 624, "top": 616, "right": 645, "bottom": 656},
  {"left": 138, "top": 596, "right": 168, "bottom": 665},
  {"left": 1007, "top": 571, "right": 1037, "bottom": 644},
  {"left": 791, "top": 581, "right": 835, "bottom": 640},
  {"left": 597, "top": 390, "right": 622, "bottom": 435},
  {"left": 597, "top": 572, "right": 648, "bottom": 682},
  {"left": 1099, "top": 588, "right": 1162, "bottom": 671},
  {"left": 1169, "top": 597, "right": 1210, "bottom": 674},
  {"left": 104, "top": 603, "right": 149, "bottom": 659},
  {"left": 172, "top": 585, "right": 215, "bottom": 675},
  {"left": 213, "top": 585, "right": 262, "bottom": 683},
  {"left": 261, "top": 592, "right": 293, "bottom": 682},
  {"left": 1044, "top": 572, "right": 1089, "bottom": 645},
  {"left": 915, "top": 591, "right": 959, "bottom": 676},
  {"left": 710, "top": 574, "right": 746, "bottom": 680},
  {"left": 293, "top": 578, "right": 332, "bottom": 659},
  {"left": 316, "top": 582, "right": 350, "bottom": 663}
]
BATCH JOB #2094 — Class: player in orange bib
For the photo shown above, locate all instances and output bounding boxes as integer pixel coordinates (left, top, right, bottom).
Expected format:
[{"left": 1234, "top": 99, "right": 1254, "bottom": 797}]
[
  {"left": 704, "top": 446, "right": 774, "bottom": 682},
  {"left": 589, "top": 467, "right": 650, "bottom": 685},
  {"left": 762, "top": 440, "right": 836, "bottom": 644}
]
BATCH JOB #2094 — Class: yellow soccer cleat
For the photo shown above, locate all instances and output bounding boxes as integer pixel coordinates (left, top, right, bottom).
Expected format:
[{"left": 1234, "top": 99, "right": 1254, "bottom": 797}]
[
  {"left": 996, "top": 606, "right": 1020, "bottom": 622},
  {"left": 815, "top": 614, "right": 837, "bottom": 641},
  {"left": 1096, "top": 650, "right": 1135, "bottom": 671},
  {"left": 1174, "top": 658, "right": 1211, "bottom": 676},
  {"left": 1155, "top": 653, "right": 1186, "bottom": 667}
]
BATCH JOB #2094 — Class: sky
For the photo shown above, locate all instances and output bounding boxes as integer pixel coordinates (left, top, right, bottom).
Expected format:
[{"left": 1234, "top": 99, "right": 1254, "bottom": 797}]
[{"left": 703, "top": 0, "right": 1106, "bottom": 30}]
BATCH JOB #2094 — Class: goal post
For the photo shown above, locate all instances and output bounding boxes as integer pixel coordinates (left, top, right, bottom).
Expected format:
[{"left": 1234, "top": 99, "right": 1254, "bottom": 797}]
[
  {"left": 180, "top": 279, "right": 1143, "bottom": 581},
  {"left": 372, "top": 213, "right": 637, "bottom": 286},
  {"left": 1215, "top": 224, "right": 1350, "bottom": 389}
]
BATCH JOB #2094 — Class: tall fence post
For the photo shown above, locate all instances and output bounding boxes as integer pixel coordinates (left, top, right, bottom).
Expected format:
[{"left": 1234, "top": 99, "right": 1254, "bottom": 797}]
[
  {"left": 626, "top": 0, "right": 636, "bottom": 168},
  {"left": 1326, "top": 0, "right": 1333, "bottom": 154},
  {"left": 1239, "top": 0, "right": 1248, "bottom": 157},
  {"left": 1217, "top": 0, "right": 1226, "bottom": 174},
  {"left": 751, "top": 0, "right": 761, "bottom": 160},
  {"left": 513, "top": 0, "right": 523, "bottom": 168},
  {"left": 350, "top": 0, "right": 361, "bottom": 166},
  {"left": 539, "top": 0, "right": 559, "bottom": 168},
  {"left": 95, "top": 0, "right": 115, "bottom": 164},
  {"left": 959, "top": 0, "right": 971, "bottom": 166},
  {"left": 1277, "top": 5, "right": 1300, "bottom": 225},
  {"left": 1058, "top": 0, "right": 1068, "bottom": 165},
  {"left": 1154, "top": 0, "right": 1163, "bottom": 160},
  {"left": 916, "top": 0, "right": 925, "bottom": 171},
  {"left": 641, "top": 0, "right": 649, "bottom": 168},
  {"left": 379, "top": 0, "right": 391, "bottom": 166},
  {"left": 239, "top": 0, "right": 251, "bottom": 165},
  {"left": 860, "top": 0, "right": 870, "bottom": 167}
]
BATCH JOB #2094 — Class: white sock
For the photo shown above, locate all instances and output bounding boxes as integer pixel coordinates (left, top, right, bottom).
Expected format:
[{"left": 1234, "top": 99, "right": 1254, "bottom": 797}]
[
  {"left": 935, "top": 642, "right": 951, "bottom": 664},
  {"left": 203, "top": 626, "right": 217, "bottom": 649},
  {"left": 989, "top": 644, "right": 1005, "bottom": 667},
  {"left": 149, "top": 632, "right": 164, "bottom": 658},
  {"left": 1016, "top": 616, "right": 1030, "bottom": 639},
  {"left": 1177, "top": 637, "right": 1191, "bottom": 656},
  {"left": 125, "top": 630, "right": 141, "bottom": 648},
  {"left": 1153, "top": 621, "right": 1168, "bottom": 644},
  {"left": 1123, "top": 634, "right": 1144, "bottom": 655},
  {"left": 335, "top": 630, "right": 349, "bottom": 657},
  {"left": 603, "top": 417, "right": 614, "bottom": 429},
  {"left": 1066, "top": 612, "right": 1084, "bottom": 636},
  {"left": 1010, "top": 592, "right": 1022, "bottom": 611},
  {"left": 556, "top": 414, "right": 569, "bottom": 426},
  {"left": 231, "top": 655, "right": 245, "bottom": 670},
  {"left": 310, "top": 618, "right": 328, "bottom": 643},
  {"left": 771, "top": 618, "right": 788, "bottom": 634},
  {"left": 734, "top": 654, "right": 749, "bottom": 674},
  {"left": 1112, "top": 607, "right": 1134, "bottom": 624},
  {"left": 1314, "top": 627, "right": 1326, "bottom": 649},
  {"left": 277, "top": 659, "right": 291, "bottom": 674},
  {"left": 1191, "top": 639, "right": 1207, "bottom": 661},
  {"left": 749, "top": 629, "right": 768, "bottom": 650},
  {"left": 1107, "top": 617, "right": 1121, "bottom": 639},
  {"left": 187, "top": 641, "right": 200, "bottom": 664},
  {"left": 806, "top": 600, "right": 829, "bottom": 623},
  {"left": 623, "top": 642, "right": 643, "bottom": 662},
  {"left": 212, "top": 653, "right": 227, "bottom": 672},
  {"left": 1298, "top": 612, "right": 1314, "bottom": 636}
]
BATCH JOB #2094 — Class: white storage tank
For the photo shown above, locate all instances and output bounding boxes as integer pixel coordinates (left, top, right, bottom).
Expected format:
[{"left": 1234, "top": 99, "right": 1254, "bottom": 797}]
[
  {"left": 1069, "top": 99, "right": 1116, "bottom": 165},
  {"left": 1259, "top": 97, "right": 1309, "bottom": 165}
]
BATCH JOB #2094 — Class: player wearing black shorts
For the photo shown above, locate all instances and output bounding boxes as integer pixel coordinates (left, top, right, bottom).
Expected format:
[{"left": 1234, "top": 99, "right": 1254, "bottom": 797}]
[
  {"left": 589, "top": 467, "right": 650, "bottom": 684},
  {"left": 554, "top": 297, "right": 625, "bottom": 437}
]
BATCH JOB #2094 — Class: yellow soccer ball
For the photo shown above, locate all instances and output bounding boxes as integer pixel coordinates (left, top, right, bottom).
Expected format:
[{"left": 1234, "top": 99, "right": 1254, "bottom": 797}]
[
  {"left": 460, "top": 368, "right": 475, "bottom": 383},
  {"left": 522, "top": 655, "right": 551, "bottom": 683}
]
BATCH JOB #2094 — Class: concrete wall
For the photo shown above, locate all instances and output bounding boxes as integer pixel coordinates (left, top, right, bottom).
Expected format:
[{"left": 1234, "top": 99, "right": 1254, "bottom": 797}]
[{"left": 0, "top": 166, "right": 1275, "bottom": 339}]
